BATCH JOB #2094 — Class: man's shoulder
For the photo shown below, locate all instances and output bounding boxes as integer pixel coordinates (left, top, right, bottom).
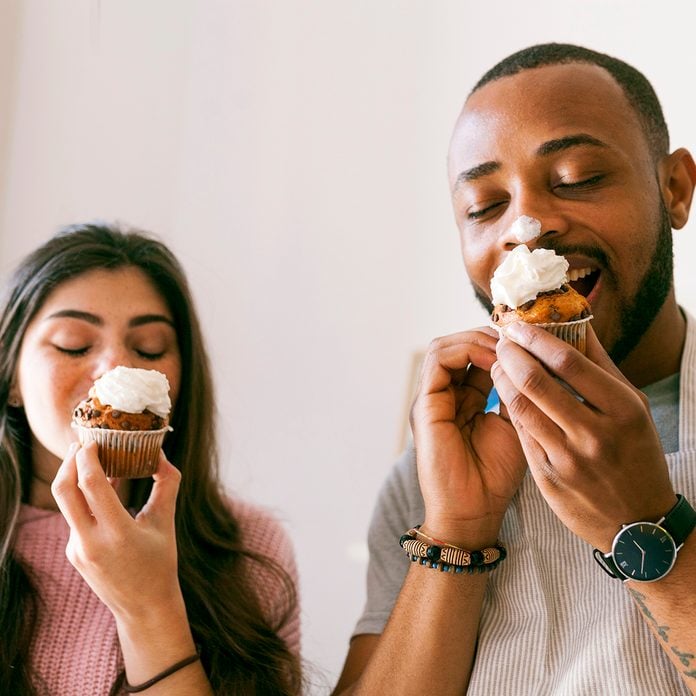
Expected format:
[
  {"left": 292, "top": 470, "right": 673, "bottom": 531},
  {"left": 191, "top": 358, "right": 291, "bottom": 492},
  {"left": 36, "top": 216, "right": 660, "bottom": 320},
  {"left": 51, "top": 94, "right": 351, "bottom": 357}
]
[{"left": 378, "top": 446, "right": 419, "bottom": 501}]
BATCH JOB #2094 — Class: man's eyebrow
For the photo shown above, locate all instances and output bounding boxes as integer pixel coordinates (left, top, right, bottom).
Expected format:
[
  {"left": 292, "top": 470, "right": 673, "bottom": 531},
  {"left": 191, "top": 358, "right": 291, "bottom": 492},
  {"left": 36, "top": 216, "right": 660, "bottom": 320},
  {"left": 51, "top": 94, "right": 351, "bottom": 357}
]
[
  {"left": 454, "top": 161, "right": 500, "bottom": 189},
  {"left": 453, "top": 134, "right": 609, "bottom": 191},
  {"left": 536, "top": 133, "right": 608, "bottom": 156}
]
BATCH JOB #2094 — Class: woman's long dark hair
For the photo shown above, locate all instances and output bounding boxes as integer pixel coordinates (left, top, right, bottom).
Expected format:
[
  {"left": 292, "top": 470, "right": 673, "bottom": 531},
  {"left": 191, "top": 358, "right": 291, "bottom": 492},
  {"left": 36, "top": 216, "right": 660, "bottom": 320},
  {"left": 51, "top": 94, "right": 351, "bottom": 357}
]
[{"left": 0, "top": 223, "right": 301, "bottom": 694}]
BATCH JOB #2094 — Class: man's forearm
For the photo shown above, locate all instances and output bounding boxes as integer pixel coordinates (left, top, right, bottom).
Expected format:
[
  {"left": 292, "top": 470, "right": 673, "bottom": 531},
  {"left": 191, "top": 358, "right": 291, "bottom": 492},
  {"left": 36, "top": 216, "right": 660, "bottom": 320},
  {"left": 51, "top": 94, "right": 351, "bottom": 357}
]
[
  {"left": 349, "top": 564, "right": 488, "bottom": 696},
  {"left": 626, "top": 534, "right": 696, "bottom": 694}
]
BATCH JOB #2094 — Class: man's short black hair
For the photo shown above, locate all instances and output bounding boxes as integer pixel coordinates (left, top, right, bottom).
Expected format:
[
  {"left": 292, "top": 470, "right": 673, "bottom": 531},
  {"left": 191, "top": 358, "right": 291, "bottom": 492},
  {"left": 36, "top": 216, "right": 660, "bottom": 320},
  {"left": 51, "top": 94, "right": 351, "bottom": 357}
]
[{"left": 471, "top": 43, "right": 669, "bottom": 161}]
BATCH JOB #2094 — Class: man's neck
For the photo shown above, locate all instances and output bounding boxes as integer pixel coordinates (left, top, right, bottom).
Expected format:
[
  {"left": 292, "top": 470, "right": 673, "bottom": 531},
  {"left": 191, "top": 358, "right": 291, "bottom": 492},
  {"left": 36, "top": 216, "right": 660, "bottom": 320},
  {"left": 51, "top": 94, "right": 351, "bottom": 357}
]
[{"left": 619, "top": 292, "right": 686, "bottom": 388}]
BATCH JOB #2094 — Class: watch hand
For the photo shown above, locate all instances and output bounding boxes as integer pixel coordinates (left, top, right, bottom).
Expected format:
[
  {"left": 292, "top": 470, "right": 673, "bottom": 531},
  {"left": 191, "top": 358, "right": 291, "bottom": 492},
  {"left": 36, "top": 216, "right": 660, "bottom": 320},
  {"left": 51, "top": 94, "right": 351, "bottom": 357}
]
[{"left": 633, "top": 540, "right": 645, "bottom": 554}]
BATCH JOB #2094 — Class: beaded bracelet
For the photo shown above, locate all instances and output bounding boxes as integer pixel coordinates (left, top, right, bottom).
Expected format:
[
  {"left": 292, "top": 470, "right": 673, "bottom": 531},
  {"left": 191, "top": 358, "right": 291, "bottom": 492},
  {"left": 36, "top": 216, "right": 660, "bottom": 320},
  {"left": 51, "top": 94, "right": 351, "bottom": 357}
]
[{"left": 399, "top": 525, "right": 506, "bottom": 574}]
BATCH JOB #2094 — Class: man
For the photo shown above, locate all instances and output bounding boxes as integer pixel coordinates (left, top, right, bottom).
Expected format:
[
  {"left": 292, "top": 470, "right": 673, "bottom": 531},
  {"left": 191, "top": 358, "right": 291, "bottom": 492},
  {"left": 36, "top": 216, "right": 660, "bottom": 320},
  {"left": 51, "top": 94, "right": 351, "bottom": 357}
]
[{"left": 333, "top": 44, "right": 696, "bottom": 694}]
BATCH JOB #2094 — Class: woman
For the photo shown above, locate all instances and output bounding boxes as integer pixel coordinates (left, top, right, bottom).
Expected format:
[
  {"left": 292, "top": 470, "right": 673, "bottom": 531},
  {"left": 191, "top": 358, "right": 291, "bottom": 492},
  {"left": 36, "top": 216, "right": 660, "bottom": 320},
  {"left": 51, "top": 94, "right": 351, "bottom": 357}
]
[{"left": 0, "top": 223, "right": 301, "bottom": 694}]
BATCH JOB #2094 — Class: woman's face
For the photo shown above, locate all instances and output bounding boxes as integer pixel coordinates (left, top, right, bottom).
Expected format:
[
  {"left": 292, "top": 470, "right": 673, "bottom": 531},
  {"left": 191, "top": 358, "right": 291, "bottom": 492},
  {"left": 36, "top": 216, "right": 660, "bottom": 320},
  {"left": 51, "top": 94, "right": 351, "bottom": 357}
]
[{"left": 13, "top": 266, "right": 182, "bottom": 475}]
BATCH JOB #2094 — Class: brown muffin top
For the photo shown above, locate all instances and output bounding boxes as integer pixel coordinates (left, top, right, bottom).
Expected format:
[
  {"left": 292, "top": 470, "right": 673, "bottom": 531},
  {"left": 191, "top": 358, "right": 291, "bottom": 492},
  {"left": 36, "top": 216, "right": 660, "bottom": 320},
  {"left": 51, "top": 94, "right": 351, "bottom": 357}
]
[
  {"left": 72, "top": 396, "right": 167, "bottom": 431},
  {"left": 491, "top": 284, "right": 591, "bottom": 326}
]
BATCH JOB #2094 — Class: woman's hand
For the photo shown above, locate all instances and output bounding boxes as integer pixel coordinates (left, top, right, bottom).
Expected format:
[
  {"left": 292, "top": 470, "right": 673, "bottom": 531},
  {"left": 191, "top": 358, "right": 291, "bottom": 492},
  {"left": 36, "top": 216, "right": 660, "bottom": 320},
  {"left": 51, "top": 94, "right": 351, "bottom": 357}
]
[
  {"left": 51, "top": 441, "right": 184, "bottom": 622},
  {"left": 52, "top": 442, "right": 211, "bottom": 692},
  {"left": 410, "top": 327, "right": 527, "bottom": 547}
]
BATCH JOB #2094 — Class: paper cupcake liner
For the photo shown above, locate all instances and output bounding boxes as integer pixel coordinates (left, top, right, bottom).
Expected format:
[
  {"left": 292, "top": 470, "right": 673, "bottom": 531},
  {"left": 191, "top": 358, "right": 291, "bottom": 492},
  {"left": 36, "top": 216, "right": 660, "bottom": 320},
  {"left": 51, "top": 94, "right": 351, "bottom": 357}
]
[
  {"left": 491, "top": 315, "right": 593, "bottom": 355},
  {"left": 532, "top": 315, "right": 593, "bottom": 354},
  {"left": 72, "top": 424, "right": 171, "bottom": 478}
]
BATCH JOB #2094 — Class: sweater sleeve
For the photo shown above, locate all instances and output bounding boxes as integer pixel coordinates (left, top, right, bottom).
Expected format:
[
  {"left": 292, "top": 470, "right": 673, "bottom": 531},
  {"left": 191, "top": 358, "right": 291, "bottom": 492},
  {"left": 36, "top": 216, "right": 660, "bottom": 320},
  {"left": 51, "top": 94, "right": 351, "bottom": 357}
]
[{"left": 230, "top": 498, "right": 301, "bottom": 656}]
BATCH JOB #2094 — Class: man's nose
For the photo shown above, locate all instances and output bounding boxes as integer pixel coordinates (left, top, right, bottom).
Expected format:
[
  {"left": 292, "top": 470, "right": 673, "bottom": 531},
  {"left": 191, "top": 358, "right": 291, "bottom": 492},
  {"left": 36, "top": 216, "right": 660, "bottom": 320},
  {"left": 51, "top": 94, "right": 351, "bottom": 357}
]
[{"left": 499, "top": 195, "right": 570, "bottom": 249}]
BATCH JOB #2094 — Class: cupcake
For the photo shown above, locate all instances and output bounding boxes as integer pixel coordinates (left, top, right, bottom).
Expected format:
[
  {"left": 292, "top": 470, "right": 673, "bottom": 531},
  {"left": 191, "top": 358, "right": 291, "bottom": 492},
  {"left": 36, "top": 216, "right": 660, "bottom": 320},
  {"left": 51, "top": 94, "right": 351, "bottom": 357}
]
[
  {"left": 72, "top": 366, "right": 172, "bottom": 478},
  {"left": 490, "top": 244, "right": 592, "bottom": 353}
]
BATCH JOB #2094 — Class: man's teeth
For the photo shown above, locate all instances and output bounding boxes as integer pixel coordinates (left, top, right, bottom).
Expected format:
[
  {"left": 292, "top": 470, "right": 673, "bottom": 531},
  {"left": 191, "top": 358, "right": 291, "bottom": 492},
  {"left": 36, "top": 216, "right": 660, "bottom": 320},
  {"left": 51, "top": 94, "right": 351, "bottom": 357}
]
[{"left": 567, "top": 267, "right": 593, "bottom": 281}]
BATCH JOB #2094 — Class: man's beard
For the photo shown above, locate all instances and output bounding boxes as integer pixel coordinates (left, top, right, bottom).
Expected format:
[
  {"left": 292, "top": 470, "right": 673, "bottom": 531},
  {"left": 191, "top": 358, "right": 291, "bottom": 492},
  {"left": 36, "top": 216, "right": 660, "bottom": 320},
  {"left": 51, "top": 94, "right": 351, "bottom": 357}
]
[{"left": 472, "top": 203, "right": 674, "bottom": 366}]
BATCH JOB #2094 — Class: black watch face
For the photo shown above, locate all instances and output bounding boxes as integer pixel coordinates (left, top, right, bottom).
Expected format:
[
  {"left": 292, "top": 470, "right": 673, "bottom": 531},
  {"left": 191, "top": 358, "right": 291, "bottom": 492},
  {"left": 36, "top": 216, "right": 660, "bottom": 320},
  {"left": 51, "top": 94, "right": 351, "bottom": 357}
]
[{"left": 612, "top": 522, "right": 677, "bottom": 582}]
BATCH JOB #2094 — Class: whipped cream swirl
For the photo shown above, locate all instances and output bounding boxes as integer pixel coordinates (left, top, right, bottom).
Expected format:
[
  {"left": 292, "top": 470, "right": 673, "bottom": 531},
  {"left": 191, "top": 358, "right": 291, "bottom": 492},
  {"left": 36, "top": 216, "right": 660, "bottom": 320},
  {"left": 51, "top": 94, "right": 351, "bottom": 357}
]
[
  {"left": 510, "top": 215, "right": 542, "bottom": 243},
  {"left": 490, "top": 244, "right": 568, "bottom": 309},
  {"left": 92, "top": 366, "right": 172, "bottom": 418}
]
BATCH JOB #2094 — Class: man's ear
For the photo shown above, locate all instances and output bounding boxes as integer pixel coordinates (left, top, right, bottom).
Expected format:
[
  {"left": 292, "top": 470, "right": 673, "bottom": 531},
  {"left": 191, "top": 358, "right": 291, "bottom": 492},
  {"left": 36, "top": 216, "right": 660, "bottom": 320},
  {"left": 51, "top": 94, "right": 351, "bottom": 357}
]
[{"left": 659, "top": 147, "right": 696, "bottom": 229}]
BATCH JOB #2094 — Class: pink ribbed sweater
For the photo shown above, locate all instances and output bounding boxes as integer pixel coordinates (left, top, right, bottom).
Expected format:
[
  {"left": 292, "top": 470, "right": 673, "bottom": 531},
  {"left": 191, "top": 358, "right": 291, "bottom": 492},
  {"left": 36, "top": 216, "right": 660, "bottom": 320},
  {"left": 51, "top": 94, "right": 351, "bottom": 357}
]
[{"left": 14, "top": 498, "right": 301, "bottom": 695}]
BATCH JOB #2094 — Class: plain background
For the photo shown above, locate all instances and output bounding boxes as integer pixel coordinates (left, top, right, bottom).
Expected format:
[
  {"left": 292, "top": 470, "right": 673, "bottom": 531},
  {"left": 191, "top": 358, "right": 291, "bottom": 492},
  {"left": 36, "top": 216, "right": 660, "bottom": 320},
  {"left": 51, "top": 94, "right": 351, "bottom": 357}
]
[{"left": 1, "top": 2, "right": 695, "bottom": 692}]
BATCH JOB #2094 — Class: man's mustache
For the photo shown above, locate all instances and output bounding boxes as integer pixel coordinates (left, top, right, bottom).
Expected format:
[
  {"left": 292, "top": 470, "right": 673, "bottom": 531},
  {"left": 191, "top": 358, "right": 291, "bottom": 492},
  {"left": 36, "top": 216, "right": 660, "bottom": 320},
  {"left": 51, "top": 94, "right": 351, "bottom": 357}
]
[{"left": 535, "top": 241, "right": 610, "bottom": 271}]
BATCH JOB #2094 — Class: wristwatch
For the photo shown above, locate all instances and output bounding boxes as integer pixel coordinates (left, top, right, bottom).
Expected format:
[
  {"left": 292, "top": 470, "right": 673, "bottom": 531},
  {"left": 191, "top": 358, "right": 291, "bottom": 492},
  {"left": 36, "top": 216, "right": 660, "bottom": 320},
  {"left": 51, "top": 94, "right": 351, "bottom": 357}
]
[{"left": 593, "top": 495, "right": 696, "bottom": 583}]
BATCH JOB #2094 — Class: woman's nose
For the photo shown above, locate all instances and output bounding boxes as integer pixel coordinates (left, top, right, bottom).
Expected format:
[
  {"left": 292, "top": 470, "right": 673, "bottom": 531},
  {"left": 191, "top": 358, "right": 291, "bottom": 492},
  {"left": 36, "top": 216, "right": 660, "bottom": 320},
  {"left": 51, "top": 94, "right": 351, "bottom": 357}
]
[{"left": 90, "top": 348, "right": 133, "bottom": 379}]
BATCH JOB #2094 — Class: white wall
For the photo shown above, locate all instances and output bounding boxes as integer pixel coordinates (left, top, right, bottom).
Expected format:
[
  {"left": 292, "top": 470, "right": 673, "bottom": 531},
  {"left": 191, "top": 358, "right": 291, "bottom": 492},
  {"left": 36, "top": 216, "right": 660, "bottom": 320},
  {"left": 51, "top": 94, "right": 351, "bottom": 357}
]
[{"left": 1, "top": 2, "right": 695, "bottom": 691}]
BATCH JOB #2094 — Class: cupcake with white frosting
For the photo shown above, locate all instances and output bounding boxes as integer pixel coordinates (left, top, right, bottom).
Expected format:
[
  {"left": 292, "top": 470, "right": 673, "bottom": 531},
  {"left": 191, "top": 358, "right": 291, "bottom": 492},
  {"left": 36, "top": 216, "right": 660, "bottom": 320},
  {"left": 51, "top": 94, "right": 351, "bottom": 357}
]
[
  {"left": 72, "top": 366, "right": 172, "bottom": 478},
  {"left": 490, "top": 244, "right": 592, "bottom": 353}
]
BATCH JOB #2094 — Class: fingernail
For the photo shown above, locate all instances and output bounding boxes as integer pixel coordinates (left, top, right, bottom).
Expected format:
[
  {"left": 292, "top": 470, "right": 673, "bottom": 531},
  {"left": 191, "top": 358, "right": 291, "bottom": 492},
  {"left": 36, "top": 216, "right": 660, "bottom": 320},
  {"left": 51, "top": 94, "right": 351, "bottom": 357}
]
[{"left": 502, "top": 321, "right": 529, "bottom": 343}]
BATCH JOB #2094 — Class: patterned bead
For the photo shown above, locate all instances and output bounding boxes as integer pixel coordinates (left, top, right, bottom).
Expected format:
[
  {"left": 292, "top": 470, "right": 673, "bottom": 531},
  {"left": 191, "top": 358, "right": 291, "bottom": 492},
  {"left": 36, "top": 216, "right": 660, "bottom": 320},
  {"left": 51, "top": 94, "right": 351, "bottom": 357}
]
[{"left": 441, "top": 547, "right": 471, "bottom": 566}]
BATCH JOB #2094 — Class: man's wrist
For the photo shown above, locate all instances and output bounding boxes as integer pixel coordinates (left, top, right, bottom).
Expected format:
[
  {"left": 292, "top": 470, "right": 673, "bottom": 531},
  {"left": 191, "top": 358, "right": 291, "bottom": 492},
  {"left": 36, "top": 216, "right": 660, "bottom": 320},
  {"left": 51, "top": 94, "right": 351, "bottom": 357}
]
[{"left": 421, "top": 515, "right": 503, "bottom": 549}]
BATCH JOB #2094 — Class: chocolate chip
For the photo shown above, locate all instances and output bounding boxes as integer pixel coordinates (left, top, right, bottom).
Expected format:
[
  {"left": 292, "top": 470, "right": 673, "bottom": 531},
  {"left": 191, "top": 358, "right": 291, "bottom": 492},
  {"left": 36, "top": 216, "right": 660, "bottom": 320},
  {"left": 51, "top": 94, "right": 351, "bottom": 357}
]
[
  {"left": 551, "top": 311, "right": 561, "bottom": 321},
  {"left": 121, "top": 420, "right": 131, "bottom": 430},
  {"left": 92, "top": 410, "right": 101, "bottom": 417},
  {"left": 111, "top": 410, "right": 121, "bottom": 418}
]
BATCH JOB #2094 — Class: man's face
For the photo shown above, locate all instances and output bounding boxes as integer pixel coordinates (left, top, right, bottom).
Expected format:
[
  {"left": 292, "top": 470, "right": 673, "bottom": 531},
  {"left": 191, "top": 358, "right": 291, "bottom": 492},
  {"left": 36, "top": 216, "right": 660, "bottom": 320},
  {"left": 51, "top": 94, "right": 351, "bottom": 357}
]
[{"left": 448, "top": 62, "right": 673, "bottom": 362}]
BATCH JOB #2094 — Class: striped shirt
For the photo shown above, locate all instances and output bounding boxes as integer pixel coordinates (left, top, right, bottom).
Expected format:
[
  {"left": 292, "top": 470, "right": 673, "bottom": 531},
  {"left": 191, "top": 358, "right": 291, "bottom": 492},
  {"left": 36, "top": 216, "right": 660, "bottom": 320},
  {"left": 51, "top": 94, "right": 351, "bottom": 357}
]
[{"left": 355, "top": 310, "right": 696, "bottom": 695}]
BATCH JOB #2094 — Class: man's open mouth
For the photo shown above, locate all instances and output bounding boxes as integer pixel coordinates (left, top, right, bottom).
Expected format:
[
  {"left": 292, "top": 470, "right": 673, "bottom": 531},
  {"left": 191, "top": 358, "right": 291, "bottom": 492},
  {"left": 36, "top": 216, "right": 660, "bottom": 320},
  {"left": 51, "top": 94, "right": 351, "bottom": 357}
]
[{"left": 567, "top": 266, "right": 600, "bottom": 300}]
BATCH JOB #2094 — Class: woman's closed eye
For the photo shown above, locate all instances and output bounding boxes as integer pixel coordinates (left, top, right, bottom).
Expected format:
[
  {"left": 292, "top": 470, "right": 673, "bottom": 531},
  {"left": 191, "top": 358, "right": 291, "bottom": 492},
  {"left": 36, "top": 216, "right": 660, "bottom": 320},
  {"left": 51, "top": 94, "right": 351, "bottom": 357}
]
[
  {"left": 54, "top": 344, "right": 90, "bottom": 357},
  {"left": 136, "top": 349, "right": 166, "bottom": 361},
  {"left": 52, "top": 345, "right": 166, "bottom": 361}
]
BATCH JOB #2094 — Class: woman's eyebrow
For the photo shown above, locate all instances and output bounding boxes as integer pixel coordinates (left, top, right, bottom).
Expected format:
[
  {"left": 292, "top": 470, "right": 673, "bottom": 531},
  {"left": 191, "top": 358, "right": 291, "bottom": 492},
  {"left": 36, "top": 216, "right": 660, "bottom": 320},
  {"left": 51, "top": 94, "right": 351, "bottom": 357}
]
[
  {"left": 129, "top": 314, "right": 175, "bottom": 328},
  {"left": 43, "top": 310, "right": 174, "bottom": 328},
  {"left": 45, "top": 309, "right": 101, "bottom": 325}
]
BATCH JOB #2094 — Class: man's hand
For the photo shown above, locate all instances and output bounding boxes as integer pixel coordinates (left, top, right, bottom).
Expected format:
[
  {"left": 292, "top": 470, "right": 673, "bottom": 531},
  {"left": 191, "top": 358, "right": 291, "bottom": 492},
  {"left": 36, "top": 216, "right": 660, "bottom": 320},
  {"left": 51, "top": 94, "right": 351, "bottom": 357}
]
[
  {"left": 492, "top": 321, "right": 676, "bottom": 550},
  {"left": 411, "top": 327, "right": 527, "bottom": 546}
]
